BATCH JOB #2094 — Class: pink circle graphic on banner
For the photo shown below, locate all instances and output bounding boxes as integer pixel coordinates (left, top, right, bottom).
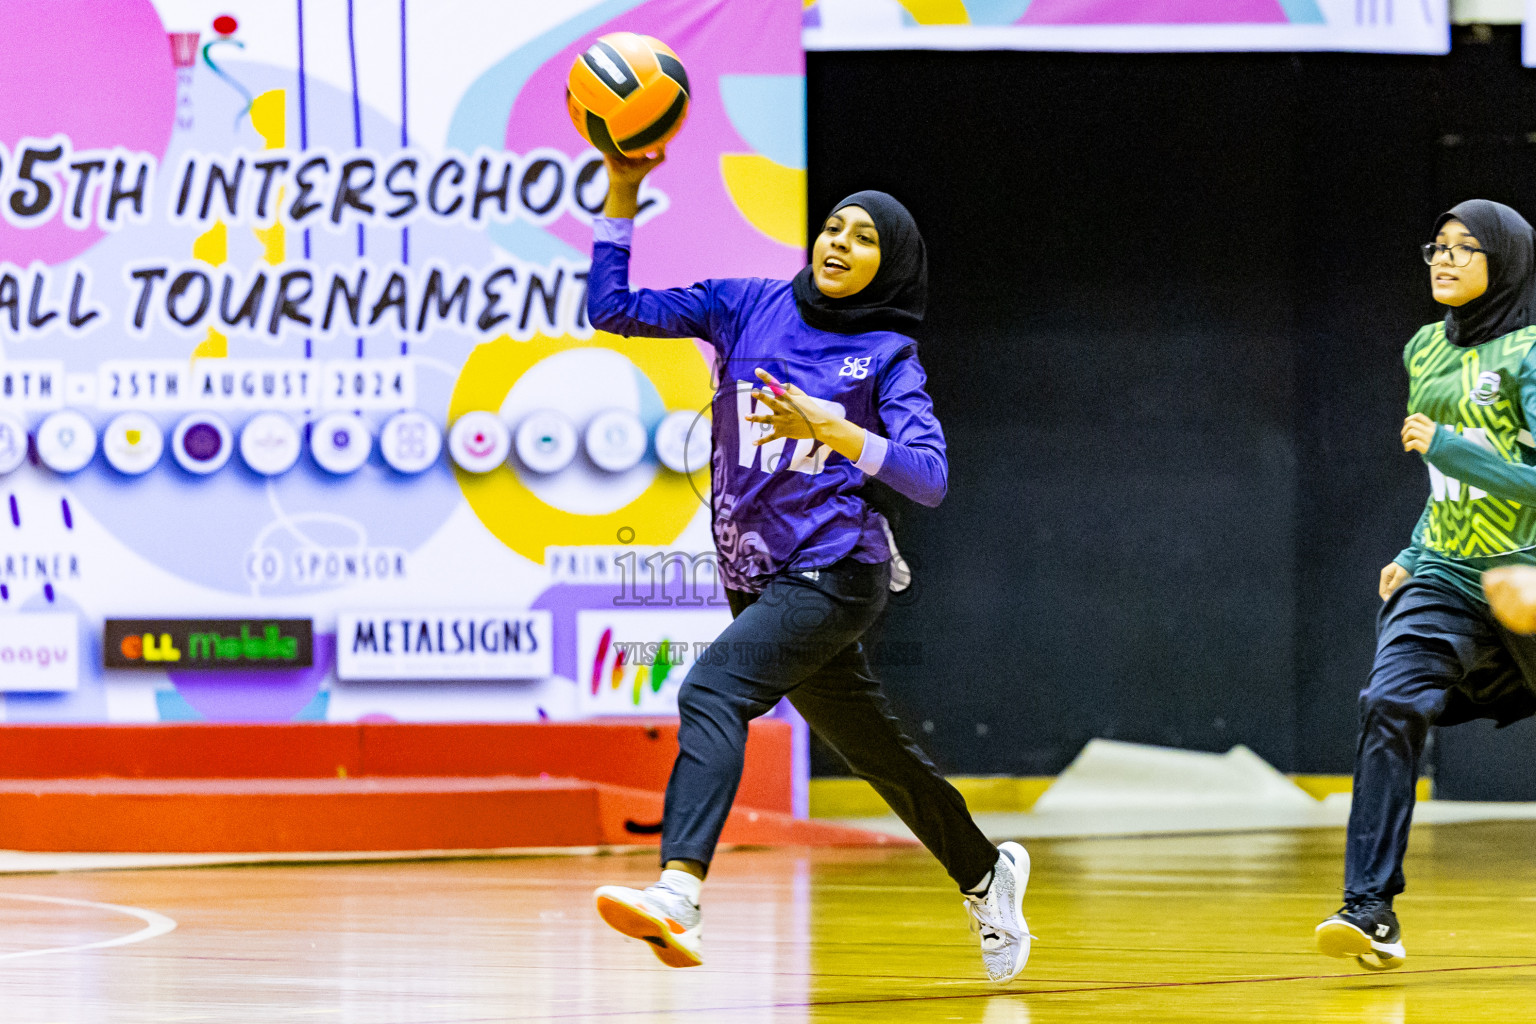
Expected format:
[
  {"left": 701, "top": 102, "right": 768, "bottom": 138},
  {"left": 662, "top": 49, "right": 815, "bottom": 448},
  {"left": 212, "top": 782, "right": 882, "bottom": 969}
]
[
  {"left": 0, "top": 0, "right": 177, "bottom": 266},
  {"left": 504, "top": 0, "right": 804, "bottom": 287}
]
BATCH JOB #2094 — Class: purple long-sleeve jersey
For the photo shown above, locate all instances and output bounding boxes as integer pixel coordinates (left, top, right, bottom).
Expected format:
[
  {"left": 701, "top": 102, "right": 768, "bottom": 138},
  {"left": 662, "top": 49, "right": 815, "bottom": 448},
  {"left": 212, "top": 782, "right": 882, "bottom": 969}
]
[{"left": 589, "top": 218, "right": 948, "bottom": 592}]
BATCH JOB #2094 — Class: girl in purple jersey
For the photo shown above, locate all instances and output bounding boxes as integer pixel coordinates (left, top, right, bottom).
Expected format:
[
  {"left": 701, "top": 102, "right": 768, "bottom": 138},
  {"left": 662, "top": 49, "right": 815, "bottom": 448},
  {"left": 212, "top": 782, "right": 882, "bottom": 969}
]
[{"left": 588, "top": 152, "right": 1030, "bottom": 983}]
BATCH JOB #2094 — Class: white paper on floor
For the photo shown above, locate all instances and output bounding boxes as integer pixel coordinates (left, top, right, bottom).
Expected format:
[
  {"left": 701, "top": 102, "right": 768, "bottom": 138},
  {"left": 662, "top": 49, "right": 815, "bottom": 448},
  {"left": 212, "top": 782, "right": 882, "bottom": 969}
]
[
  {"left": 1030, "top": 739, "right": 1317, "bottom": 812},
  {"left": 835, "top": 739, "right": 1536, "bottom": 841}
]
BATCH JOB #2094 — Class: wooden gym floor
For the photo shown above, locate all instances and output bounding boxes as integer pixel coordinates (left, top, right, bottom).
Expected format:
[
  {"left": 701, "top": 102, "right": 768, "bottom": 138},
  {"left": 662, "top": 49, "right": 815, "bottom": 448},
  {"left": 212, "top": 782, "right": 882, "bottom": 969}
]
[{"left": 1, "top": 821, "right": 1534, "bottom": 1022}]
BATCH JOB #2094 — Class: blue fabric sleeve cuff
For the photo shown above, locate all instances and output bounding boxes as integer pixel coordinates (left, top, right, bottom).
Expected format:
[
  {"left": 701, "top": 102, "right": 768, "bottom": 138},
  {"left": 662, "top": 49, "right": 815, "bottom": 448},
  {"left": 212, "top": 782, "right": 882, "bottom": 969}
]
[
  {"left": 594, "top": 217, "right": 634, "bottom": 248},
  {"left": 855, "top": 431, "right": 888, "bottom": 475}
]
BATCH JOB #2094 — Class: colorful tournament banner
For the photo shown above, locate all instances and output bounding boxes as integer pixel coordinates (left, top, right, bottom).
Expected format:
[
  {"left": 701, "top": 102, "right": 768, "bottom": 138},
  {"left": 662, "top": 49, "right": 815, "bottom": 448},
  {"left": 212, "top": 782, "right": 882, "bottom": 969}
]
[
  {"left": 0, "top": 0, "right": 798, "bottom": 724},
  {"left": 803, "top": 0, "right": 1450, "bottom": 53}
]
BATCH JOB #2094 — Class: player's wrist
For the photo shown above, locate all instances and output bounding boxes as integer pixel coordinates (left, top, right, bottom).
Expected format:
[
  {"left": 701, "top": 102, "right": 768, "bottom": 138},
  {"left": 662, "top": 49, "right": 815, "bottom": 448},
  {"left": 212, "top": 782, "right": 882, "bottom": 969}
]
[
  {"left": 825, "top": 420, "right": 866, "bottom": 462},
  {"left": 603, "top": 183, "right": 642, "bottom": 218},
  {"left": 1424, "top": 423, "right": 1446, "bottom": 456}
]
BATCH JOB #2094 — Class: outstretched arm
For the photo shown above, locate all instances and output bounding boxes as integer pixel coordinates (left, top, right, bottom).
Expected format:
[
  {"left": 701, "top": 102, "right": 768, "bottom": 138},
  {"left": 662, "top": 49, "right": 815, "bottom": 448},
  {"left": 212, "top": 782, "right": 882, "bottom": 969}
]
[{"left": 587, "top": 152, "right": 728, "bottom": 343}]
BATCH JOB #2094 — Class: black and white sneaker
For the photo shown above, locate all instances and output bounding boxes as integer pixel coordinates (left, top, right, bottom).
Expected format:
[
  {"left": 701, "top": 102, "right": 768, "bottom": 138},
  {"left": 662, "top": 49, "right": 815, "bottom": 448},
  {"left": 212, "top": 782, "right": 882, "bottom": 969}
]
[
  {"left": 1315, "top": 898, "right": 1406, "bottom": 971},
  {"left": 964, "top": 842, "right": 1033, "bottom": 983}
]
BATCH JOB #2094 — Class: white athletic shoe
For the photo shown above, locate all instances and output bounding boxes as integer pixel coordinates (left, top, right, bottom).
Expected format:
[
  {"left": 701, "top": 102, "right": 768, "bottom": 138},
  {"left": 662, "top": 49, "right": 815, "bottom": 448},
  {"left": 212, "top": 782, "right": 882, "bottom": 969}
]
[
  {"left": 964, "top": 841, "right": 1033, "bottom": 983},
  {"left": 594, "top": 880, "right": 704, "bottom": 968}
]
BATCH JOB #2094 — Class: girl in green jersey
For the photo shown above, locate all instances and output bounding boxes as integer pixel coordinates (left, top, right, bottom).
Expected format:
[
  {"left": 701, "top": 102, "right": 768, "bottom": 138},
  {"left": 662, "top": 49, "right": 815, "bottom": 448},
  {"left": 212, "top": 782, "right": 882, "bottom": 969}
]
[{"left": 1318, "top": 200, "right": 1536, "bottom": 971}]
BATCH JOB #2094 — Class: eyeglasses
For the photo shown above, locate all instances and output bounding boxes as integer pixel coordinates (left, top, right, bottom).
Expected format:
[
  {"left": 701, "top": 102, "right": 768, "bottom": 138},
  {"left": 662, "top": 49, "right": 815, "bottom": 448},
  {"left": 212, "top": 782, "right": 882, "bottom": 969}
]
[{"left": 1421, "top": 243, "right": 1488, "bottom": 267}]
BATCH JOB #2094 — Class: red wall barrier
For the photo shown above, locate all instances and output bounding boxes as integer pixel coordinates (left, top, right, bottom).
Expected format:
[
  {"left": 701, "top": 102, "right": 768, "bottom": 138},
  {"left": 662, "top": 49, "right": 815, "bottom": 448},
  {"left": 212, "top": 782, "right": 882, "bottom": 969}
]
[{"left": 0, "top": 720, "right": 793, "bottom": 813}]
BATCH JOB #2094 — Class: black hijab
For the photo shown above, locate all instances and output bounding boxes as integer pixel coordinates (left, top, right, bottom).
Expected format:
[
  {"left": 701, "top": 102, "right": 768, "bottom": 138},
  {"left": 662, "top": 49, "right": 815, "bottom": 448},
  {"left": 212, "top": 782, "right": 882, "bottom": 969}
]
[
  {"left": 792, "top": 190, "right": 927, "bottom": 335},
  {"left": 1435, "top": 199, "right": 1536, "bottom": 347}
]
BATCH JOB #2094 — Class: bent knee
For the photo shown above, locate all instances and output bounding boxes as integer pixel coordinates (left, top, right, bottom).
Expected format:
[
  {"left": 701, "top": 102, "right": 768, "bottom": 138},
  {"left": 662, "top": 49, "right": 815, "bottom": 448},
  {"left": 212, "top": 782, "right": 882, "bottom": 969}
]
[
  {"left": 1357, "top": 686, "right": 1439, "bottom": 731},
  {"left": 676, "top": 677, "right": 713, "bottom": 719},
  {"left": 675, "top": 672, "right": 753, "bottom": 726}
]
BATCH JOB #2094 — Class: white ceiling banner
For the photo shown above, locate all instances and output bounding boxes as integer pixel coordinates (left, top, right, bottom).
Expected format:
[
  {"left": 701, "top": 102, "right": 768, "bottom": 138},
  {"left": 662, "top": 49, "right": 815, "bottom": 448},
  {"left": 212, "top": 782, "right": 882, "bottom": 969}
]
[
  {"left": 803, "top": 0, "right": 1450, "bottom": 53},
  {"left": 1525, "top": 0, "right": 1536, "bottom": 65}
]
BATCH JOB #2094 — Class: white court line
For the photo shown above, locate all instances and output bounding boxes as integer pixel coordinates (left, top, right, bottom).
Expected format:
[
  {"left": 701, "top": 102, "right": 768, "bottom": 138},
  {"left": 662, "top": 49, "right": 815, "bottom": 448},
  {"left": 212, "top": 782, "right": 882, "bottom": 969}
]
[{"left": 0, "top": 893, "right": 176, "bottom": 961}]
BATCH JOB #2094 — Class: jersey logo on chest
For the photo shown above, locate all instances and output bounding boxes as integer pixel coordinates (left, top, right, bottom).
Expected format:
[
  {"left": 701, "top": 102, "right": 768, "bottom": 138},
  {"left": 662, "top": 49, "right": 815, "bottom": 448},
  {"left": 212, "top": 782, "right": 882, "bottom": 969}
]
[
  {"left": 1471, "top": 371, "right": 1502, "bottom": 406},
  {"left": 838, "top": 356, "right": 872, "bottom": 380}
]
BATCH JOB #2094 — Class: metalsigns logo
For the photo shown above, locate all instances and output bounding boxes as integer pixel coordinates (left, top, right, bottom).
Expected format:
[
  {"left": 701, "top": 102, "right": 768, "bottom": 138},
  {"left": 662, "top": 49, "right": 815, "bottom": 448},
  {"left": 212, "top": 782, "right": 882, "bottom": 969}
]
[
  {"left": 104, "top": 619, "right": 313, "bottom": 670},
  {"left": 335, "top": 611, "right": 552, "bottom": 681}
]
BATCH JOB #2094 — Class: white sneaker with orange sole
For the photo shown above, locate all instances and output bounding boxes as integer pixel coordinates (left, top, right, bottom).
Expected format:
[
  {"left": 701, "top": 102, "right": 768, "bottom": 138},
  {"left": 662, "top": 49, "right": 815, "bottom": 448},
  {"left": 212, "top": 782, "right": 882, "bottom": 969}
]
[{"left": 594, "top": 881, "right": 703, "bottom": 968}]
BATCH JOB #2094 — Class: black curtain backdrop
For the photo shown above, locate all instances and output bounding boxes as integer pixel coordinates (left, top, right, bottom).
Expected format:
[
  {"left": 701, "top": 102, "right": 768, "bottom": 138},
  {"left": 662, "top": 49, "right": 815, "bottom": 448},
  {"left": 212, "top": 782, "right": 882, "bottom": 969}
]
[{"left": 804, "top": 25, "right": 1536, "bottom": 796}]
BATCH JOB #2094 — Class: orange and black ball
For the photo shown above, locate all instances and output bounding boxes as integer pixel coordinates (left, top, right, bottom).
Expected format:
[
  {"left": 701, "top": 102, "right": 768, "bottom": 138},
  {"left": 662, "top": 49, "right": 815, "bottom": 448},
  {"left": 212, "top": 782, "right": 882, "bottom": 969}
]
[{"left": 566, "top": 33, "right": 690, "bottom": 158}]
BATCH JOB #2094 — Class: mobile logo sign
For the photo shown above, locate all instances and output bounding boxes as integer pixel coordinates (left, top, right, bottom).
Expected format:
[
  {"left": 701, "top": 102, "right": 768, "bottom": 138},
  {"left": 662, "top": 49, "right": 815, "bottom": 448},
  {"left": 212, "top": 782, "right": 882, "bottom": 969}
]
[{"left": 104, "top": 619, "right": 313, "bottom": 669}]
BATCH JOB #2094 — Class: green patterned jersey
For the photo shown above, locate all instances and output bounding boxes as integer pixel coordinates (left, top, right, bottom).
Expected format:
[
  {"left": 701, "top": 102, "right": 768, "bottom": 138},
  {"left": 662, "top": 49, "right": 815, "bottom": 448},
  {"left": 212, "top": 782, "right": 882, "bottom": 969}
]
[{"left": 1398, "top": 321, "right": 1536, "bottom": 604}]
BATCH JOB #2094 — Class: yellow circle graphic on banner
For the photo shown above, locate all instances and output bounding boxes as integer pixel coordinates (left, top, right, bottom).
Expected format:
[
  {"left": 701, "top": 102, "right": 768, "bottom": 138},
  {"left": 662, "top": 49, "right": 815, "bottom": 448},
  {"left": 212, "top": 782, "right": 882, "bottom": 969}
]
[{"left": 449, "top": 332, "right": 713, "bottom": 564}]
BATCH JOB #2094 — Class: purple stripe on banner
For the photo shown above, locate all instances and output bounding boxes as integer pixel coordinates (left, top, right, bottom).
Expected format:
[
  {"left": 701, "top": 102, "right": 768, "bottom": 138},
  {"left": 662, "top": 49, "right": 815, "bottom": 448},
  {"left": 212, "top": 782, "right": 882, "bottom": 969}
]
[
  {"left": 8, "top": 494, "right": 17, "bottom": 527},
  {"left": 297, "top": 0, "right": 311, "bottom": 260},
  {"left": 400, "top": 0, "right": 408, "bottom": 146},
  {"left": 347, "top": 0, "right": 366, "bottom": 259},
  {"left": 347, "top": 0, "right": 363, "bottom": 147},
  {"left": 43, "top": 582, "right": 54, "bottom": 603},
  {"left": 296, "top": 0, "right": 309, "bottom": 147},
  {"left": 60, "top": 498, "right": 72, "bottom": 530},
  {"left": 400, "top": 0, "right": 410, "bottom": 276},
  {"left": 1, "top": 584, "right": 8, "bottom": 601},
  {"left": 356, "top": 337, "right": 364, "bottom": 358}
]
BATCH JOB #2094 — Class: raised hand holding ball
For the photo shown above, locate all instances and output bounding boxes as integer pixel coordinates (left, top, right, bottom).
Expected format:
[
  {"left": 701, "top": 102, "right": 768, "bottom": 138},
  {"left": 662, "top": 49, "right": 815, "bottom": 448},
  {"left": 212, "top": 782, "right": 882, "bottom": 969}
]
[{"left": 566, "top": 33, "right": 690, "bottom": 158}]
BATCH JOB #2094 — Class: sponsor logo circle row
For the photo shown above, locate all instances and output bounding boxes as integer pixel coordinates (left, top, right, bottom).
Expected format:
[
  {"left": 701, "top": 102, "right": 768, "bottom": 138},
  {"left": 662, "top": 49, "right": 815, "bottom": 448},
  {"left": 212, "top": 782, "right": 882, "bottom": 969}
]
[{"left": 0, "top": 408, "right": 709, "bottom": 478}]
